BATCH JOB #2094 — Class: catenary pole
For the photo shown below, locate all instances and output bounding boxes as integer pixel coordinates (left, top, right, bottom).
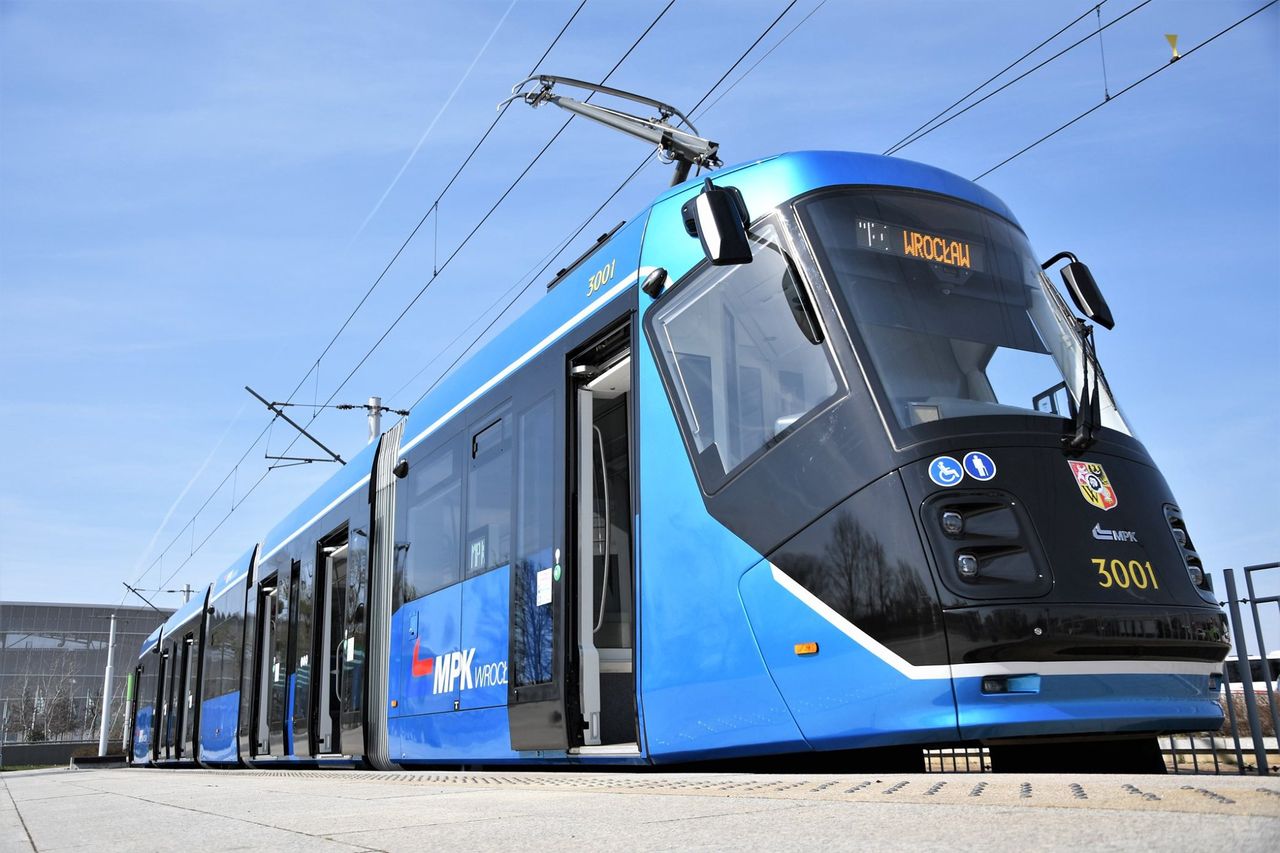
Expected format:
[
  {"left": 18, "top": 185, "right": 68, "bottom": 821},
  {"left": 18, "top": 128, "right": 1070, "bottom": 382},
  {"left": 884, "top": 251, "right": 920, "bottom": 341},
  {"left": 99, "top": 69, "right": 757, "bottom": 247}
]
[
  {"left": 97, "top": 613, "right": 116, "bottom": 756},
  {"left": 368, "top": 396, "right": 382, "bottom": 444}
]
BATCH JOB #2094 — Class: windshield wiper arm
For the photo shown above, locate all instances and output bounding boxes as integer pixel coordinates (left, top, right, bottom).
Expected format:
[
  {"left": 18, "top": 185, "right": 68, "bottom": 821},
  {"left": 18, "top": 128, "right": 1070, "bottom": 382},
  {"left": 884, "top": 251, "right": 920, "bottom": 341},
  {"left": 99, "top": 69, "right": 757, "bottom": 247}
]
[{"left": 1065, "top": 320, "right": 1102, "bottom": 451}]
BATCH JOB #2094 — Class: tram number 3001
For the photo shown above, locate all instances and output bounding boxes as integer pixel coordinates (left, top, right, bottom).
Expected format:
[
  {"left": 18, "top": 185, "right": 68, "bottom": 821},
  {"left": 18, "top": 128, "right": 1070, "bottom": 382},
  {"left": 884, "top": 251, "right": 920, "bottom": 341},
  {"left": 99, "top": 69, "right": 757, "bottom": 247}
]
[
  {"left": 586, "top": 259, "right": 617, "bottom": 297},
  {"left": 1092, "top": 557, "right": 1159, "bottom": 590}
]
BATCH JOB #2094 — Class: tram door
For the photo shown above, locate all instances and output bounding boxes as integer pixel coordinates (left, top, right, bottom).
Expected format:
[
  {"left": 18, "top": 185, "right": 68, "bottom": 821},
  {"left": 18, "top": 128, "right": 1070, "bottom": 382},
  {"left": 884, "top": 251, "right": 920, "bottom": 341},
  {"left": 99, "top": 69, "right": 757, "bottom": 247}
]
[
  {"left": 506, "top": 341, "right": 569, "bottom": 750},
  {"left": 268, "top": 562, "right": 302, "bottom": 756},
  {"left": 506, "top": 321, "right": 637, "bottom": 752},
  {"left": 312, "top": 530, "right": 349, "bottom": 755},
  {"left": 572, "top": 338, "right": 637, "bottom": 748},
  {"left": 174, "top": 634, "right": 192, "bottom": 760},
  {"left": 251, "top": 575, "right": 279, "bottom": 756},
  {"left": 157, "top": 647, "right": 171, "bottom": 759}
]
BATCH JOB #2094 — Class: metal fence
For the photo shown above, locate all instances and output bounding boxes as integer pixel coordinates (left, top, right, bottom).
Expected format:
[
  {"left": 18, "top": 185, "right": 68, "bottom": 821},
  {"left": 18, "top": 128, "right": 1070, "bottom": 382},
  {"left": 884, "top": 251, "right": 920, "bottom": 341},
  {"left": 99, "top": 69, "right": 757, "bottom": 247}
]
[{"left": 1164, "top": 561, "right": 1279, "bottom": 776}]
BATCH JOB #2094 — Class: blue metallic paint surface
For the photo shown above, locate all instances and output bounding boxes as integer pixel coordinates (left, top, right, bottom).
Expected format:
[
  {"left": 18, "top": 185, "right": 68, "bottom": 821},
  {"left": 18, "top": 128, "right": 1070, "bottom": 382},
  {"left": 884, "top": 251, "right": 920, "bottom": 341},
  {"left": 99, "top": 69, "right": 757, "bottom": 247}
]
[
  {"left": 954, "top": 673, "right": 1223, "bottom": 739},
  {"left": 132, "top": 704, "right": 154, "bottom": 762},
  {"left": 285, "top": 673, "right": 297, "bottom": 755},
  {"left": 657, "top": 151, "right": 1020, "bottom": 230},
  {"left": 198, "top": 690, "right": 241, "bottom": 765},
  {"left": 390, "top": 585, "right": 462, "bottom": 721},
  {"left": 209, "top": 548, "right": 255, "bottom": 600},
  {"left": 738, "top": 561, "right": 959, "bottom": 749},
  {"left": 394, "top": 705, "right": 522, "bottom": 762},
  {"left": 390, "top": 567, "right": 523, "bottom": 762},
  {"left": 459, "top": 567, "right": 510, "bottom": 711},
  {"left": 634, "top": 339, "right": 809, "bottom": 761}
]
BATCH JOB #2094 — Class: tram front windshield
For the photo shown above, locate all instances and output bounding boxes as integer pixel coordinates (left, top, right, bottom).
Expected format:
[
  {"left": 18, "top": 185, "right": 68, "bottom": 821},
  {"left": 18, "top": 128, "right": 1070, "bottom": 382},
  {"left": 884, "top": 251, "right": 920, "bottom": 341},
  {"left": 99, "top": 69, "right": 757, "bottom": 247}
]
[{"left": 796, "top": 189, "right": 1130, "bottom": 436}]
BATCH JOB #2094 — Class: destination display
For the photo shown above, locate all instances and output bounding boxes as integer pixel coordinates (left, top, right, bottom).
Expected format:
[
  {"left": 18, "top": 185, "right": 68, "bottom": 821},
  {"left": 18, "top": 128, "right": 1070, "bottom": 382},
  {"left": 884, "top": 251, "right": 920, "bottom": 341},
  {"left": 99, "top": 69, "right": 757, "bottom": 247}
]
[{"left": 855, "top": 218, "right": 985, "bottom": 271}]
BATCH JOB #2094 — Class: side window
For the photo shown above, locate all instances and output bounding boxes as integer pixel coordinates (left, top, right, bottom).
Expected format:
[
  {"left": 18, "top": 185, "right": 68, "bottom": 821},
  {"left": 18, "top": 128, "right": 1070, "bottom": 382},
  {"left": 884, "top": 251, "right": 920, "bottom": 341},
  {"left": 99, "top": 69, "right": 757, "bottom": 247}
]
[
  {"left": 650, "top": 222, "right": 844, "bottom": 491},
  {"left": 398, "top": 440, "right": 462, "bottom": 601},
  {"left": 466, "top": 415, "right": 513, "bottom": 577},
  {"left": 513, "top": 395, "right": 555, "bottom": 687}
]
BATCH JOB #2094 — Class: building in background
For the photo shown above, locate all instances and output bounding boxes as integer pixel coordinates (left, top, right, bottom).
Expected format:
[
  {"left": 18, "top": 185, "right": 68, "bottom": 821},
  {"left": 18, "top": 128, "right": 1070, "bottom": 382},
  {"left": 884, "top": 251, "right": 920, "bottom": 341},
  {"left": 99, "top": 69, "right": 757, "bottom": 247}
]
[{"left": 1, "top": 601, "right": 174, "bottom": 751}]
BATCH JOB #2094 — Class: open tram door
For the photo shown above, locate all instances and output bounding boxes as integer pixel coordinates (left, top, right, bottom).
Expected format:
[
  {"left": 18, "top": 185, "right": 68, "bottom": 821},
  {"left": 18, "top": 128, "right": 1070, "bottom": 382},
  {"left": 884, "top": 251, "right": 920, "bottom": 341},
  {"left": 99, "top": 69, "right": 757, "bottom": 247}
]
[
  {"left": 571, "top": 326, "right": 638, "bottom": 750},
  {"left": 311, "top": 526, "right": 352, "bottom": 757},
  {"left": 507, "top": 319, "right": 639, "bottom": 753}
]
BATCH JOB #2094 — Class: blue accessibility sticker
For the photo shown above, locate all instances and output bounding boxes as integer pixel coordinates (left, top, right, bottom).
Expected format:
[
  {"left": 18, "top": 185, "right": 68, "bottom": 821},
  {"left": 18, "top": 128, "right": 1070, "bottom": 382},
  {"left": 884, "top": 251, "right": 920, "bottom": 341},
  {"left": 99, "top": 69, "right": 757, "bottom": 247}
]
[
  {"left": 963, "top": 451, "right": 997, "bottom": 481},
  {"left": 928, "top": 456, "right": 964, "bottom": 487}
]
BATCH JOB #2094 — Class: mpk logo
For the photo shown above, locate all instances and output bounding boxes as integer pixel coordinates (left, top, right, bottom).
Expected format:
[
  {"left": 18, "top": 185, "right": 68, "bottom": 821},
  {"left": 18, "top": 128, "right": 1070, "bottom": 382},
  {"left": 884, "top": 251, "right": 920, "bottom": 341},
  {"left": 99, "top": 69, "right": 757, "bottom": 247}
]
[{"left": 411, "top": 638, "right": 506, "bottom": 694}]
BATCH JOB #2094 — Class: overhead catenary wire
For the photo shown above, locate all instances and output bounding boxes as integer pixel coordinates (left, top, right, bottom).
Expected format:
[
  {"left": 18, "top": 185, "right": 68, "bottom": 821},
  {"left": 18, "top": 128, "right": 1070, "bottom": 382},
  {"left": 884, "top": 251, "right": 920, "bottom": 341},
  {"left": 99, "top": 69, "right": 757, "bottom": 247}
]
[
  {"left": 406, "top": 0, "right": 808, "bottom": 413},
  {"left": 691, "top": 0, "right": 827, "bottom": 122},
  {"left": 882, "top": 1, "right": 1107, "bottom": 156},
  {"left": 973, "top": 0, "right": 1278, "bottom": 181},
  {"left": 352, "top": 0, "right": 522, "bottom": 240},
  {"left": 385, "top": 237, "right": 578, "bottom": 407},
  {"left": 302, "top": 0, "right": 679, "bottom": 424},
  {"left": 884, "top": 0, "right": 1154, "bottom": 156},
  {"left": 281, "top": 0, "right": 592, "bottom": 415},
  {"left": 127, "top": 2, "right": 593, "bottom": 603},
  {"left": 137, "top": 1, "right": 671, "bottom": 602}
]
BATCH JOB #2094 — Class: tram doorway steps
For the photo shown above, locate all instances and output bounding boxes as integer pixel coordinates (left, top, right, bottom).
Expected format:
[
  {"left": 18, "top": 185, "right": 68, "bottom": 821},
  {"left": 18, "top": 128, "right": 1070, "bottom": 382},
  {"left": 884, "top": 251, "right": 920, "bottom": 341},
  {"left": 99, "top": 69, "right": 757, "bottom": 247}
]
[{"left": 571, "top": 741, "right": 641, "bottom": 756}]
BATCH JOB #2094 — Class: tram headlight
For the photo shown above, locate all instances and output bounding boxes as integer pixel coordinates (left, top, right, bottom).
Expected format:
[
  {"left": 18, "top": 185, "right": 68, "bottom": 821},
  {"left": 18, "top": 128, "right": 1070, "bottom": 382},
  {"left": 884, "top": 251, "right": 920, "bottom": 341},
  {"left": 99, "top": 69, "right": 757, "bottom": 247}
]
[
  {"left": 957, "top": 553, "right": 979, "bottom": 578},
  {"left": 941, "top": 511, "right": 964, "bottom": 536}
]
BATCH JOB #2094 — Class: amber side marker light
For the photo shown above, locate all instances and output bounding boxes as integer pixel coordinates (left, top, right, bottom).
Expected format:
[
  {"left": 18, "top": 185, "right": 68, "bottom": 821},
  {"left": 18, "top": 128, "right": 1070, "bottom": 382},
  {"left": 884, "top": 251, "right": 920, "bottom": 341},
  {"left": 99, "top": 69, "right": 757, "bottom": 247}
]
[
  {"left": 390, "top": 699, "right": 399, "bottom": 708},
  {"left": 794, "top": 642, "right": 819, "bottom": 656}
]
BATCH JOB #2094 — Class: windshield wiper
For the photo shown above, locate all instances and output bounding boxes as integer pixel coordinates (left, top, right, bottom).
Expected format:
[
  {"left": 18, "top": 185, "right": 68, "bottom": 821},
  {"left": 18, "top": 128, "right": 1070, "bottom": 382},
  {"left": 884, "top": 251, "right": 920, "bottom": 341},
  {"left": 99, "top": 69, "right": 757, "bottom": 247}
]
[{"left": 1065, "top": 320, "right": 1102, "bottom": 451}]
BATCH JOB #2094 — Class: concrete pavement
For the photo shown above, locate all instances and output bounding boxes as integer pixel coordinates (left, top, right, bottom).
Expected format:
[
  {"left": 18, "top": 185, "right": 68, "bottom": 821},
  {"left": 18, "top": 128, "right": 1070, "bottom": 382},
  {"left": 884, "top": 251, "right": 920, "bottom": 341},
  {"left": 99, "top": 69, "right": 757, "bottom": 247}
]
[{"left": 3, "top": 767, "right": 1278, "bottom": 852}]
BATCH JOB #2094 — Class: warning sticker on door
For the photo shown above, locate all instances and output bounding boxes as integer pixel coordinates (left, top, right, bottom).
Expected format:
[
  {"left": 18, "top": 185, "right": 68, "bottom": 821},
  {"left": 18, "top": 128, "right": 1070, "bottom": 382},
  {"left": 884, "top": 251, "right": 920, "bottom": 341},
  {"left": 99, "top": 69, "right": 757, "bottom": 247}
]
[{"left": 536, "top": 568, "right": 553, "bottom": 606}]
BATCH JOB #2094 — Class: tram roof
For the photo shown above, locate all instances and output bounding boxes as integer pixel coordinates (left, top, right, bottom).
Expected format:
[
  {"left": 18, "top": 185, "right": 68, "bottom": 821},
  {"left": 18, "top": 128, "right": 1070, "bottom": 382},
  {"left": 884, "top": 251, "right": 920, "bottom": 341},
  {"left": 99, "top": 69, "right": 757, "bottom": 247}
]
[{"left": 158, "top": 586, "right": 210, "bottom": 638}]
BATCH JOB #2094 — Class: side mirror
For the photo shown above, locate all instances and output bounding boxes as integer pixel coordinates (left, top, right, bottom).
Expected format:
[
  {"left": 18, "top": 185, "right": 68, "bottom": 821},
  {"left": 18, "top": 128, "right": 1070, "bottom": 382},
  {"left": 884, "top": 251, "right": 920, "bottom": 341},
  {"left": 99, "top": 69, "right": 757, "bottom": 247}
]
[
  {"left": 1043, "top": 251, "right": 1114, "bottom": 330},
  {"left": 681, "top": 178, "right": 751, "bottom": 266}
]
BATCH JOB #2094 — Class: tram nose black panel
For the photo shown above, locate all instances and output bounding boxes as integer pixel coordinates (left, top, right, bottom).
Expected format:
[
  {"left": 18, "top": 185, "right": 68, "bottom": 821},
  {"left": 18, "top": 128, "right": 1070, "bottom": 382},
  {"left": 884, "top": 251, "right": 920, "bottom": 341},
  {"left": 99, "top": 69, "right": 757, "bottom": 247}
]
[
  {"left": 920, "top": 491, "right": 1053, "bottom": 600},
  {"left": 766, "top": 472, "right": 950, "bottom": 668}
]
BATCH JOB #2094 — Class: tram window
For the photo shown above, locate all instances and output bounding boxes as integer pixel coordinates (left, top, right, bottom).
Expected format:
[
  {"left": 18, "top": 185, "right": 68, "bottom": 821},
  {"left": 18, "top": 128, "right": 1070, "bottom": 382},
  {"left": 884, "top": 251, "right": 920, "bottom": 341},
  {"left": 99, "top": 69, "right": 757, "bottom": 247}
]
[
  {"left": 466, "top": 416, "right": 513, "bottom": 577},
  {"left": 513, "top": 395, "right": 555, "bottom": 687},
  {"left": 399, "top": 441, "right": 462, "bottom": 601},
  {"left": 651, "top": 222, "right": 843, "bottom": 490}
]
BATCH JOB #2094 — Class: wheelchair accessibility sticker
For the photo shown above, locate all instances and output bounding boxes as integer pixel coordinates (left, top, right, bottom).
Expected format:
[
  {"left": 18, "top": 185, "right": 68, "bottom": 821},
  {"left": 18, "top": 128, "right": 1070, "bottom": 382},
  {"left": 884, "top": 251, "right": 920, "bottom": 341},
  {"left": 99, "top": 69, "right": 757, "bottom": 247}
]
[{"left": 928, "top": 456, "right": 964, "bottom": 487}]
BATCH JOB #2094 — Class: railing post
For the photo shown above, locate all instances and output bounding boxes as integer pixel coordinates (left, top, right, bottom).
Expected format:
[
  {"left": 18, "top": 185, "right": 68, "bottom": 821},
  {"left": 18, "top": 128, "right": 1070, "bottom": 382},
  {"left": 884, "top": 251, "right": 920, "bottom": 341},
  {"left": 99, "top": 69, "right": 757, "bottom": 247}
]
[
  {"left": 1243, "top": 563, "right": 1280, "bottom": 741},
  {"left": 1222, "top": 677, "right": 1246, "bottom": 772},
  {"left": 1224, "top": 568, "right": 1268, "bottom": 774}
]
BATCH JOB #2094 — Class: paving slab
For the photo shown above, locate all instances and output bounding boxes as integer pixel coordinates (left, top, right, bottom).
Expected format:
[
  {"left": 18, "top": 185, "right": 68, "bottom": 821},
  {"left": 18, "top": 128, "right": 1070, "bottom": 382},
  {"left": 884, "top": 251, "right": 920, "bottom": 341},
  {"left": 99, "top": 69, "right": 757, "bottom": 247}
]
[{"left": 2, "top": 767, "right": 1277, "bottom": 852}]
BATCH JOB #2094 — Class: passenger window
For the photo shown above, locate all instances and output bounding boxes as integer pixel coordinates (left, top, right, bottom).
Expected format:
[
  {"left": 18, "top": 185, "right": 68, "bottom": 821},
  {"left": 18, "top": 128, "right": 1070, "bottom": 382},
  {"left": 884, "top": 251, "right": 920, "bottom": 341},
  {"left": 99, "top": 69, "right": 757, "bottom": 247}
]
[
  {"left": 513, "top": 395, "right": 555, "bottom": 687},
  {"left": 650, "top": 222, "right": 844, "bottom": 490},
  {"left": 466, "top": 416, "right": 513, "bottom": 577},
  {"left": 398, "top": 441, "right": 462, "bottom": 601}
]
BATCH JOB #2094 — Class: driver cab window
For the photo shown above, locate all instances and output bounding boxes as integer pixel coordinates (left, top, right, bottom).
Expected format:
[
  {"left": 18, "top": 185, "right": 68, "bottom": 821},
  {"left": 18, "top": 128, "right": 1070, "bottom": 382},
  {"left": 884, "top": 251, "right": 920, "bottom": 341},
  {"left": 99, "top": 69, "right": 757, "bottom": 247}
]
[{"left": 649, "top": 221, "right": 844, "bottom": 491}]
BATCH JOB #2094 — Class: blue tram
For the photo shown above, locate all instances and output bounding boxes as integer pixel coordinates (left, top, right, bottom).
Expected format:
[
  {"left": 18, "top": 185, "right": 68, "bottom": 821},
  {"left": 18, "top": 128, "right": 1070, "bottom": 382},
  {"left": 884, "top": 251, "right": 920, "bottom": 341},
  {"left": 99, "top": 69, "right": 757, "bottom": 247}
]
[{"left": 128, "top": 151, "right": 1228, "bottom": 772}]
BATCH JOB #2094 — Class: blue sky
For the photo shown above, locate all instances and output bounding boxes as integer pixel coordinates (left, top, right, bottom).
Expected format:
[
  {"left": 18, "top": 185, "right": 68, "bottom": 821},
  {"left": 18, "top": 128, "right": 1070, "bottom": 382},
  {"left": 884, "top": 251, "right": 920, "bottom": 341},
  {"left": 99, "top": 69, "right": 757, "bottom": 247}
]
[{"left": 1, "top": 1, "right": 1277, "bottom": 647}]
